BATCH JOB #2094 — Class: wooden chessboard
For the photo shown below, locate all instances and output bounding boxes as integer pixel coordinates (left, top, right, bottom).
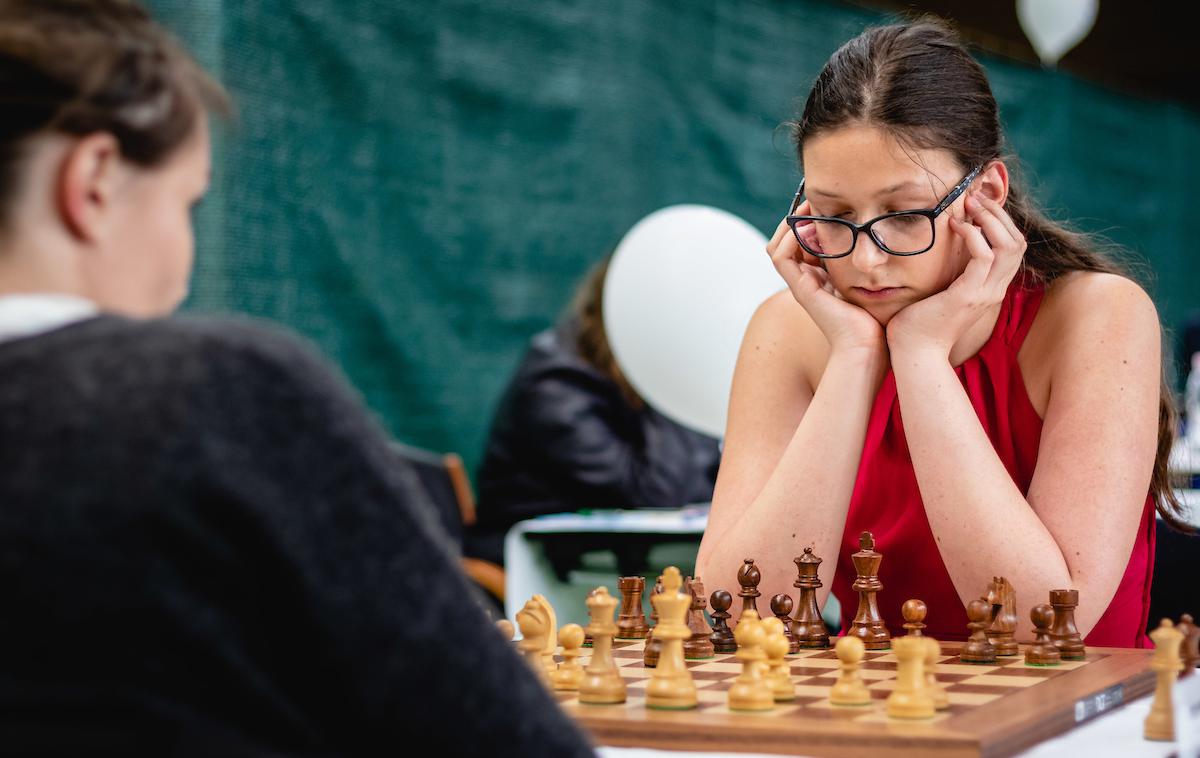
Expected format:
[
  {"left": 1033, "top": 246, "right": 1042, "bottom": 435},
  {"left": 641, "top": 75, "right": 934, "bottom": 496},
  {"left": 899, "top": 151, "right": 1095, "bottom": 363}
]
[{"left": 552, "top": 639, "right": 1154, "bottom": 757}]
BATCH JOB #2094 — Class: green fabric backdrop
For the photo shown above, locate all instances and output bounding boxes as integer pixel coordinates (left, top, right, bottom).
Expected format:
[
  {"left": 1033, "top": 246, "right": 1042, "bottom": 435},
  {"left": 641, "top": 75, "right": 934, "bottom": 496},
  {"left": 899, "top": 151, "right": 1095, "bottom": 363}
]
[{"left": 146, "top": 0, "right": 1200, "bottom": 474}]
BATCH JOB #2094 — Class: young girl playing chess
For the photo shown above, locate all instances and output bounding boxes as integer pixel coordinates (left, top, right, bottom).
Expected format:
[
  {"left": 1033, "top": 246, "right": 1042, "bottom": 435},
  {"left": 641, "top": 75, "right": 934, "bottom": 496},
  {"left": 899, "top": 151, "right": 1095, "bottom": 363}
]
[{"left": 696, "top": 15, "right": 1187, "bottom": 648}]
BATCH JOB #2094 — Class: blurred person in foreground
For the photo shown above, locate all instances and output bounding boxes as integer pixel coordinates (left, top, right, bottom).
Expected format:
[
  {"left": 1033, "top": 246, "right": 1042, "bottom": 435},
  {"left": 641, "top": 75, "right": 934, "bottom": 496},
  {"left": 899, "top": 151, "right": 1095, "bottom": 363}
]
[{"left": 0, "top": 1, "right": 595, "bottom": 755}]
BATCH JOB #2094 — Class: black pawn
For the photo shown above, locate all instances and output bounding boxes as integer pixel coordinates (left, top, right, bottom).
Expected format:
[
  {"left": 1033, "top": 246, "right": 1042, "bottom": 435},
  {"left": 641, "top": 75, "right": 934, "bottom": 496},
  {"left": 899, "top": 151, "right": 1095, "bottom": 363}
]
[
  {"left": 771, "top": 594, "right": 800, "bottom": 654},
  {"left": 709, "top": 590, "right": 737, "bottom": 653},
  {"left": 960, "top": 598, "right": 997, "bottom": 664}
]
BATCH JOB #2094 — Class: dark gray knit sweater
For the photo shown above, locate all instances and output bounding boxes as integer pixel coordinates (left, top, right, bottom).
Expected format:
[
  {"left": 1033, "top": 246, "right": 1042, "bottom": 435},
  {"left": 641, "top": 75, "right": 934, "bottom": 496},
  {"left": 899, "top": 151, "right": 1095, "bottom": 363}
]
[{"left": 0, "top": 315, "right": 595, "bottom": 757}]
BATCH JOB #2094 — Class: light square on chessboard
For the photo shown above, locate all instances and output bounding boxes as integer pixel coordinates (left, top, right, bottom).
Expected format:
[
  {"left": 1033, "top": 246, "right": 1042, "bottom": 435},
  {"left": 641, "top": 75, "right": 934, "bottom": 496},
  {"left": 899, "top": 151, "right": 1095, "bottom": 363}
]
[
  {"left": 686, "top": 660, "right": 742, "bottom": 674},
  {"left": 784, "top": 656, "right": 840, "bottom": 670},
  {"left": 958, "top": 673, "right": 1043, "bottom": 688}
]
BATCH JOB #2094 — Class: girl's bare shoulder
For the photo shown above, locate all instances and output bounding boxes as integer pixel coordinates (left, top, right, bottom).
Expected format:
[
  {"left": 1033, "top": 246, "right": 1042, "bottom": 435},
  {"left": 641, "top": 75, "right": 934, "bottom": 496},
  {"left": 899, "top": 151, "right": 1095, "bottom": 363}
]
[
  {"left": 1023, "top": 271, "right": 1159, "bottom": 406},
  {"left": 1035, "top": 270, "right": 1158, "bottom": 343},
  {"left": 742, "top": 289, "right": 831, "bottom": 390}
]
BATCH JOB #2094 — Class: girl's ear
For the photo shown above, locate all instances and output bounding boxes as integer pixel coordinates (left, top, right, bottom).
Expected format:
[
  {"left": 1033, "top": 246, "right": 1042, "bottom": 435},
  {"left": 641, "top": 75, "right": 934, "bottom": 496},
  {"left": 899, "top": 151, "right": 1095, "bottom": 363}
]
[{"left": 974, "top": 160, "right": 1009, "bottom": 207}]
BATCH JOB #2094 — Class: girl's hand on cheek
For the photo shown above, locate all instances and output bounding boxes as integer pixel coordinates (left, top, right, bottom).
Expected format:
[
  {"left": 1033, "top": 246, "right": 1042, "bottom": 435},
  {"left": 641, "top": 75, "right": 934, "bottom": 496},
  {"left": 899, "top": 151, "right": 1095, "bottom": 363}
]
[
  {"left": 767, "top": 206, "right": 884, "bottom": 356},
  {"left": 886, "top": 194, "right": 1027, "bottom": 358}
]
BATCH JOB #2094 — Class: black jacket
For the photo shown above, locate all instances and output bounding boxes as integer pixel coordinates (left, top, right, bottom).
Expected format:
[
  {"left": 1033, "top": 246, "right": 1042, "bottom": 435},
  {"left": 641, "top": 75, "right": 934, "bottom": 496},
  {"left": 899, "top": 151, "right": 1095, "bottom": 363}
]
[{"left": 465, "top": 317, "right": 721, "bottom": 565}]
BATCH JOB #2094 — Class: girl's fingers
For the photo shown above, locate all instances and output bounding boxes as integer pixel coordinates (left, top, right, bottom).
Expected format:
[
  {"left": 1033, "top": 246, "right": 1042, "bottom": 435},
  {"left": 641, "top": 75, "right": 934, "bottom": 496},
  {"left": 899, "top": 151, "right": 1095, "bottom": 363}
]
[
  {"left": 767, "top": 218, "right": 791, "bottom": 250},
  {"left": 975, "top": 195, "right": 1023, "bottom": 243},
  {"left": 965, "top": 198, "right": 1026, "bottom": 291},
  {"left": 948, "top": 216, "right": 994, "bottom": 292}
]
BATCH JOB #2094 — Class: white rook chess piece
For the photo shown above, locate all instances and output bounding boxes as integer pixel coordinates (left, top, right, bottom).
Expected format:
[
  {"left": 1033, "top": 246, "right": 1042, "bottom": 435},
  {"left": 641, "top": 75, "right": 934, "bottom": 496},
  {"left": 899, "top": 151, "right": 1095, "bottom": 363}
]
[{"left": 887, "top": 635, "right": 935, "bottom": 719}]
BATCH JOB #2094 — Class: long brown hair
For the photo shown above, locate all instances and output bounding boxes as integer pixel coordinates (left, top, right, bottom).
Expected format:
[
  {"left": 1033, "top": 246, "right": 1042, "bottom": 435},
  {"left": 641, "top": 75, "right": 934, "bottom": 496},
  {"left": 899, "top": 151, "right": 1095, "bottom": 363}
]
[
  {"left": 791, "top": 14, "right": 1189, "bottom": 531},
  {"left": 0, "top": 0, "right": 229, "bottom": 229}
]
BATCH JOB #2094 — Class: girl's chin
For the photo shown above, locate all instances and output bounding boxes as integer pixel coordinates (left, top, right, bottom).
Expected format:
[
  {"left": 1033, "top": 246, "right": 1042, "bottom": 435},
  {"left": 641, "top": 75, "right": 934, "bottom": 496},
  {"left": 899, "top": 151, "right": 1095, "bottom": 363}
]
[{"left": 842, "top": 294, "right": 909, "bottom": 326}]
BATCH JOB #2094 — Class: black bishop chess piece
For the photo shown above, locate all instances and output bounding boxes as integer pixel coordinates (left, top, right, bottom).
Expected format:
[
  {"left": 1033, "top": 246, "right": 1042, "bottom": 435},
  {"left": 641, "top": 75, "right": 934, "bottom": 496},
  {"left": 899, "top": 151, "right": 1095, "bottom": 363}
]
[{"left": 737, "top": 558, "right": 762, "bottom": 623}]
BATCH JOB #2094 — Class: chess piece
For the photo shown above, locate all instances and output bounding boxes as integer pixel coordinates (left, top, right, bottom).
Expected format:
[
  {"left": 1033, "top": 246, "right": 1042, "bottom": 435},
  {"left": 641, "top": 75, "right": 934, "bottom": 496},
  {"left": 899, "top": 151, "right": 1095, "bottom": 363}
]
[
  {"left": 1144, "top": 618, "right": 1185, "bottom": 741},
  {"left": 579, "top": 586, "right": 627, "bottom": 704},
  {"left": 1177, "top": 613, "right": 1199, "bottom": 678},
  {"left": 495, "top": 619, "right": 515, "bottom": 642},
  {"left": 727, "top": 610, "right": 774, "bottom": 711},
  {"left": 532, "top": 594, "right": 559, "bottom": 675},
  {"left": 985, "top": 577, "right": 1019, "bottom": 656},
  {"left": 1024, "top": 603, "right": 1062, "bottom": 666},
  {"left": 516, "top": 598, "right": 552, "bottom": 685},
  {"left": 887, "top": 635, "right": 935, "bottom": 719},
  {"left": 617, "top": 576, "right": 650, "bottom": 639},
  {"left": 583, "top": 588, "right": 598, "bottom": 647},
  {"left": 708, "top": 589, "right": 737, "bottom": 653},
  {"left": 924, "top": 637, "right": 949, "bottom": 710},
  {"left": 644, "top": 576, "right": 665, "bottom": 667},
  {"left": 792, "top": 547, "right": 830, "bottom": 648},
  {"left": 1048, "top": 589, "right": 1086, "bottom": 660},
  {"left": 830, "top": 635, "right": 871, "bottom": 706},
  {"left": 684, "top": 577, "right": 715, "bottom": 659},
  {"left": 771, "top": 594, "right": 800, "bottom": 654},
  {"left": 960, "top": 598, "right": 997, "bottom": 664},
  {"left": 760, "top": 616, "right": 796, "bottom": 702},
  {"left": 646, "top": 567, "right": 698, "bottom": 710},
  {"left": 551, "top": 623, "right": 586, "bottom": 690},
  {"left": 737, "top": 558, "right": 762, "bottom": 623},
  {"left": 848, "top": 531, "right": 890, "bottom": 649},
  {"left": 901, "top": 599, "right": 926, "bottom": 636}
]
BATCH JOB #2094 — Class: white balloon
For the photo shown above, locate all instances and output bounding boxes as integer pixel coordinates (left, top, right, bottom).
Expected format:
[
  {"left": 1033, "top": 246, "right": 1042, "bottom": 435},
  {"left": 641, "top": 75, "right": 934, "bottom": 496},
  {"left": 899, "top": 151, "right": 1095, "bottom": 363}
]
[
  {"left": 603, "top": 205, "right": 783, "bottom": 438},
  {"left": 1017, "top": 0, "right": 1098, "bottom": 67}
]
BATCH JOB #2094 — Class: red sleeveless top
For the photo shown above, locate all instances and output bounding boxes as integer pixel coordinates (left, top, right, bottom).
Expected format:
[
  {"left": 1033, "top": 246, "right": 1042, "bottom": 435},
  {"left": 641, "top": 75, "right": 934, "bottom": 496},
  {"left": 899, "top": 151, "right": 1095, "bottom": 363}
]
[{"left": 832, "top": 277, "right": 1156, "bottom": 648}]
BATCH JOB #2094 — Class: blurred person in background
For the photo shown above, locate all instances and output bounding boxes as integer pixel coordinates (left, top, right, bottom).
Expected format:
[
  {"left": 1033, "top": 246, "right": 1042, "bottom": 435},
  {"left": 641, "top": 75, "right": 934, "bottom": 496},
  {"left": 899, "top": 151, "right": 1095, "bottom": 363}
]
[{"left": 464, "top": 255, "right": 722, "bottom": 567}]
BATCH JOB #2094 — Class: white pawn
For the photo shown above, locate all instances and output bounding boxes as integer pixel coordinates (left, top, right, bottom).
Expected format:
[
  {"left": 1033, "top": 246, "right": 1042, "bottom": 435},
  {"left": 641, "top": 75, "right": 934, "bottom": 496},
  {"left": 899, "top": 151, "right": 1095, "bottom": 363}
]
[
  {"left": 760, "top": 616, "right": 796, "bottom": 702},
  {"left": 830, "top": 636, "right": 871, "bottom": 706},
  {"left": 728, "top": 610, "right": 774, "bottom": 711},
  {"left": 551, "top": 624, "right": 586, "bottom": 691}
]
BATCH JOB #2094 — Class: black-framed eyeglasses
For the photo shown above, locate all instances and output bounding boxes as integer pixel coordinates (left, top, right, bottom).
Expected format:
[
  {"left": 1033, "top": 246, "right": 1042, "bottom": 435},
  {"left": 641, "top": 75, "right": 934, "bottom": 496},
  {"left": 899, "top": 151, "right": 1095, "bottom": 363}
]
[{"left": 785, "top": 164, "right": 984, "bottom": 258}]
